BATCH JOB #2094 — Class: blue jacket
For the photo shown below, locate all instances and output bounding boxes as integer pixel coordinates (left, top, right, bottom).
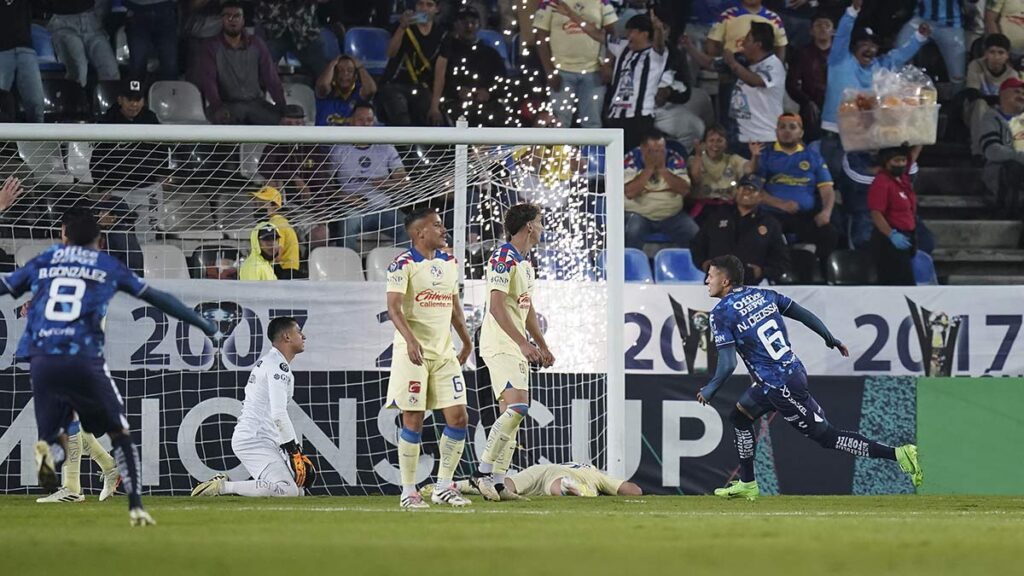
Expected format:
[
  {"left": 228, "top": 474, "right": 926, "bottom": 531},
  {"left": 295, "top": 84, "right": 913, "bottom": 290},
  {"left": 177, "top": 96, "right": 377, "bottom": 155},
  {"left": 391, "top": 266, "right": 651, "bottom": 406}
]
[{"left": 821, "top": 7, "right": 926, "bottom": 133}]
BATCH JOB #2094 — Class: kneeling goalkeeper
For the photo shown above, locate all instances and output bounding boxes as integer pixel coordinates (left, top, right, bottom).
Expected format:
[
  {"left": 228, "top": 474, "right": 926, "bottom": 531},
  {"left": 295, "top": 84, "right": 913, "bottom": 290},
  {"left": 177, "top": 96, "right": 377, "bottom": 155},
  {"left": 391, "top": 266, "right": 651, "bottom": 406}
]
[{"left": 192, "top": 317, "right": 316, "bottom": 497}]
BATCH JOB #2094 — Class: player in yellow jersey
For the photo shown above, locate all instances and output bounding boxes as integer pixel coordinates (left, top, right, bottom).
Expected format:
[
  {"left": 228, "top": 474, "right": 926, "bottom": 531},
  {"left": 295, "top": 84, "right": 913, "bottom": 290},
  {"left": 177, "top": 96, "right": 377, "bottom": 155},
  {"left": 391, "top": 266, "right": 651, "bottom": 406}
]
[
  {"left": 385, "top": 207, "right": 474, "bottom": 509},
  {"left": 458, "top": 462, "right": 642, "bottom": 498},
  {"left": 472, "top": 203, "right": 555, "bottom": 501}
]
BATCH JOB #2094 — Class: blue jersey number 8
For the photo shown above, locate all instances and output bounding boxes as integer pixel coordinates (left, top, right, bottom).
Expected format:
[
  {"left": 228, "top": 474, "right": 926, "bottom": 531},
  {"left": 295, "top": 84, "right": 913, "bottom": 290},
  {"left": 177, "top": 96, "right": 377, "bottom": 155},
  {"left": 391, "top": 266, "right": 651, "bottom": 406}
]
[
  {"left": 757, "top": 319, "right": 791, "bottom": 360},
  {"left": 44, "top": 277, "right": 86, "bottom": 322}
]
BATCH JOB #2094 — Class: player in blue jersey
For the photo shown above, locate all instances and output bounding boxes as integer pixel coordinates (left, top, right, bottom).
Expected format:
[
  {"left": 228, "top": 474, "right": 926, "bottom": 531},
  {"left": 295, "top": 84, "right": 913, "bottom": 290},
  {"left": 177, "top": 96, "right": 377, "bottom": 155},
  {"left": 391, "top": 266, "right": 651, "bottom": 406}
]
[
  {"left": 0, "top": 208, "right": 217, "bottom": 526},
  {"left": 697, "top": 255, "right": 922, "bottom": 500}
]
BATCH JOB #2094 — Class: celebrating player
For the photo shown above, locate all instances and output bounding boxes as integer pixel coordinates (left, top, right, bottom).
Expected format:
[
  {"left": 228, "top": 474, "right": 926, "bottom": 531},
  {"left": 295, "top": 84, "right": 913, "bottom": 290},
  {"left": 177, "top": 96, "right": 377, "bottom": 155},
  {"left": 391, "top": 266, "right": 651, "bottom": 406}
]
[
  {"left": 697, "top": 255, "right": 922, "bottom": 500},
  {"left": 191, "top": 317, "right": 315, "bottom": 498},
  {"left": 458, "top": 462, "right": 642, "bottom": 498},
  {"left": 384, "top": 208, "right": 474, "bottom": 509},
  {"left": 0, "top": 208, "right": 217, "bottom": 526},
  {"left": 472, "top": 203, "right": 555, "bottom": 502}
]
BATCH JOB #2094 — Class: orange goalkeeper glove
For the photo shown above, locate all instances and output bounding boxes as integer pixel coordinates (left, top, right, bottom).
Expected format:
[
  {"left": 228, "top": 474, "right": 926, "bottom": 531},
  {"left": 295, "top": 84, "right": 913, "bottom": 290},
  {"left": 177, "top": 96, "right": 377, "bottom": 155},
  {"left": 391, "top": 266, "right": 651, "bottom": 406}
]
[{"left": 282, "top": 442, "right": 317, "bottom": 489}]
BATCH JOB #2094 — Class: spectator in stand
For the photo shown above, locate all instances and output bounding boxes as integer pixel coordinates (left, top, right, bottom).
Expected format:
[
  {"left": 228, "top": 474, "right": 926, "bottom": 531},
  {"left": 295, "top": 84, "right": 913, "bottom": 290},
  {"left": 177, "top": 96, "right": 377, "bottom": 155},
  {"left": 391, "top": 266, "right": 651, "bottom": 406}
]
[
  {"left": 45, "top": 0, "right": 120, "bottom": 87},
  {"left": 896, "top": 0, "right": 966, "bottom": 89},
  {"left": 255, "top": 0, "right": 332, "bottom": 78},
  {"left": 315, "top": 55, "right": 377, "bottom": 126},
  {"left": 429, "top": 7, "right": 507, "bottom": 127},
  {"left": 378, "top": 0, "right": 445, "bottom": 127},
  {"left": 623, "top": 129, "right": 698, "bottom": 250},
  {"left": 786, "top": 14, "right": 833, "bottom": 143},
  {"left": 980, "top": 77, "right": 1024, "bottom": 217},
  {"left": 251, "top": 186, "right": 301, "bottom": 279},
  {"left": 605, "top": 14, "right": 670, "bottom": 150},
  {"left": 99, "top": 78, "right": 159, "bottom": 124},
  {"left": 868, "top": 145, "right": 919, "bottom": 285},
  {"left": 819, "top": 0, "right": 929, "bottom": 182},
  {"left": 764, "top": 0, "right": 815, "bottom": 49},
  {"left": 751, "top": 113, "right": 838, "bottom": 263},
  {"left": 688, "top": 124, "right": 755, "bottom": 219},
  {"left": 654, "top": 66, "right": 707, "bottom": 147},
  {"left": 964, "top": 33, "right": 1022, "bottom": 155},
  {"left": 95, "top": 196, "right": 145, "bottom": 276},
  {"left": 0, "top": 0, "right": 44, "bottom": 123},
  {"left": 986, "top": 0, "right": 1024, "bottom": 58},
  {"left": 690, "top": 173, "right": 790, "bottom": 284},
  {"left": 329, "top": 103, "right": 410, "bottom": 248},
  {"left": 534, "top": 0, "right": 618, "bottom": 129},
  {"left": 92, "top": 79, "right": 165, "bottom": 192},
  {"left": 125, "top": 0, "right": 179, "bottom": 81},
  {"left": 240, "top": 221, "right": 281, "bottom": 281},
  {"left": 195, "top": 1, "right": 287, "bottom": 125}
]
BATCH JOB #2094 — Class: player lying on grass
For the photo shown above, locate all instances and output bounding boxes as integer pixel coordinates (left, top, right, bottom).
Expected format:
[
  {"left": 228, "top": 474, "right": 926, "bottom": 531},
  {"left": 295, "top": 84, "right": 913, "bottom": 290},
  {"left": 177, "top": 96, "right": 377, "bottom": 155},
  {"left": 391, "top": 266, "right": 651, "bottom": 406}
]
[
  {"left": 472, "top": 203, "right": 555, "bottom": 502},
  {"left": 1, "top": 208, "right": 217, "bottom": 526},
  {"left": 456, "top": 462, "right": 642, "bottom": 498},
  {"left": 383, "top": 208, "right": 475, "bottom": 509},
  {"left": 36, "top": 417, "right": 120, "bottom": 503},
  {"left": 697, "top": 255, "right": 922, "bottom": 501},
  {"left": 192, "top": 317, "right": 316, "bottom": 498}
]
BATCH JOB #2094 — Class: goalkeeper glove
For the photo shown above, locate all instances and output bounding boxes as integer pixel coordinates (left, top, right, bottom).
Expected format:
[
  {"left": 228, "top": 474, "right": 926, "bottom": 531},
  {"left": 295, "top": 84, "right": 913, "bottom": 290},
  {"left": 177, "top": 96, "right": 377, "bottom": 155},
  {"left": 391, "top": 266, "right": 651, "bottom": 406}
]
[{"left": 281, "top": 441, "right": 317, "bottom": 489}]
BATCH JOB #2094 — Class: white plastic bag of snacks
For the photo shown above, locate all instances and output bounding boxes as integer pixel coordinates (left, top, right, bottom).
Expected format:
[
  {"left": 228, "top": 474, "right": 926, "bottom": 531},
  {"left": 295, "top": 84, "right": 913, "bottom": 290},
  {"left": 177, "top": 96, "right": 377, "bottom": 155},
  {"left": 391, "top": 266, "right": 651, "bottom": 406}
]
[{"left": 837, "top": 65, "right": 939, "bottom": 151}]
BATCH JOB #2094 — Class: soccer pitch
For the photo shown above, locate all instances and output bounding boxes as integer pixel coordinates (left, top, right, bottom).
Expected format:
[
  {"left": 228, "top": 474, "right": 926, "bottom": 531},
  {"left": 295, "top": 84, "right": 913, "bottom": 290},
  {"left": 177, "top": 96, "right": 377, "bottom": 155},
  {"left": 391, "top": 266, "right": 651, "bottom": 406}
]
[{"left": 1, "top": 495, "right": 1021, "bottom": 575}]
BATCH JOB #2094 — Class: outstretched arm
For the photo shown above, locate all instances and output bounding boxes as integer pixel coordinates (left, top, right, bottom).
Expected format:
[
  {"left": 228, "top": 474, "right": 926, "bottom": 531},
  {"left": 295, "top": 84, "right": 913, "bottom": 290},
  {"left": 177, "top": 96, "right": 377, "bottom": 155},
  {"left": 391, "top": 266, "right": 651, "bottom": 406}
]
[
  {"left": 139, "top": 288, "right": 216, "bottom": 336},
  {"left": 697, "top": 344, "right": 738, "bottom": 405},
  {"left": 782, "top": 301, "right": 848, "bottom": 355}
]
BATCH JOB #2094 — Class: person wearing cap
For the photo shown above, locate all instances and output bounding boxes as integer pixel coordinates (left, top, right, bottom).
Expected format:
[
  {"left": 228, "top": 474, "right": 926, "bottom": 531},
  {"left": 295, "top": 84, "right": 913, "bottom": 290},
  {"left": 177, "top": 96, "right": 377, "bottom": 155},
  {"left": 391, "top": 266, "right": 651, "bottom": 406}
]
[
  {"left": 751, "top": 113, "right": 838, "bottom": 264},
  {"left": 691, "top": 173, "right": 790, "bottom": 284},
  {"left": 980, "top": 77, "right": 1024, "bottom": 218},
  {"left": 240, "top": 221, "right": 281, "bottom": 281},
  {"left": 623, "top": 129, "right": 698, "bottom": 250},
  {"left": 92, "top": 78, "right": 163, "bottom": 192},
  {"left": 605, "top": 13, "right": 670, "bottom": 150},
  {"left": 964, "top": 33, "right": 1023, "bottom": 155},
  {"left": 100, "top": 79, "right": 159, "bottom": 124},
  {"left": 252, "top": 186, "right": 300, "bottom": 278},
  {"left": 429, "top": 7, "right": 508, "bottom": 127},
  {"left": 819, "top": 0, "right": 930, "bottom": 180},
  {"left": 868, "top": 145, "right": 919, "bottom": 285}
]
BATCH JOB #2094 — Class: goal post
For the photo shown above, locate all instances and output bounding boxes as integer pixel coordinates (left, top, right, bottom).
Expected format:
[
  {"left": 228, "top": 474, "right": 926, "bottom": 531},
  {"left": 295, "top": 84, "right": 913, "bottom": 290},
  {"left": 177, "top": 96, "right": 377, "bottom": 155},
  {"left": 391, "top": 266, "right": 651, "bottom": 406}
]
[{"left": 0, "top": 121, "right": 626, "bottom": 491}]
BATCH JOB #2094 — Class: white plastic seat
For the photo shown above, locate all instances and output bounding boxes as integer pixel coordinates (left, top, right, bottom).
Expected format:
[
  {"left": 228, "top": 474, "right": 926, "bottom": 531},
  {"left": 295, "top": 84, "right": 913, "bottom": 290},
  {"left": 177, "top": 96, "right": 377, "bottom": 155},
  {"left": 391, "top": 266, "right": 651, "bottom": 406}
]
[
  {"left": 17, "top": 142, "right": 73, "bottom": 184},
  {"left": 308, "top": 247, "right": 364, "bottom": 281},
  {"left": 142, "top": 244, "right": 190, "bottom": 279},
  {"left": 365, "top": 246, "right": 405, "bottom": 282},
  {"left": 282, "top": 83, "right": 316, "bottom": 125},
  {"left": 148, "top": 81, "right": 210, "bottom": 125},
  {"left": 239, "top": 143, "right": 267, "bottom": 182},
  {"left": 66, "top": 141, "right": 93, "bottom": 183},
  {"left": 15, "top": 241, "right": 59, "bottom": 267}
]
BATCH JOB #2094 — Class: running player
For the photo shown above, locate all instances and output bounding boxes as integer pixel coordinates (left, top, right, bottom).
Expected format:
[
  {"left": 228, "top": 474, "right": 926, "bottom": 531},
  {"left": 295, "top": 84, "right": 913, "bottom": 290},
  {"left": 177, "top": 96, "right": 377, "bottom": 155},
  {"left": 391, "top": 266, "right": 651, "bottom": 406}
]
[
  {"left": 0, "top": 208, "right": 217, "bottom": 525},
  {"left": 698, "top": 255, "right": 922, "bottom": 500}
]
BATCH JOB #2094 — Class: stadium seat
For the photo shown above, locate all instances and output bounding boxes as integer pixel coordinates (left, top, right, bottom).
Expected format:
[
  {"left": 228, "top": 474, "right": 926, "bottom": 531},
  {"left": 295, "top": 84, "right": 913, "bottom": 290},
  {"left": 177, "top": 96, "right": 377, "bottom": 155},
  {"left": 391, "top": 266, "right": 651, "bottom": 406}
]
[
  {"left": 40, "top": 78, "right": 90, "bottom": 122},
  {"left": 149, "top": 81, "right": 210, "bottom": 125},
  {"left": 115, "top": 26, "right": 129, "bottom": 67},
  {"left": 66, "top": 141, "right": 93, "bottom": 183},
  {"left": 92, "top": 80, "right": 121, "bottom": 118},
  {"left": 281, "top": 83, "right": 316, "bottom": 125},
  {"left": 14, "top": 240, "right": 59, "bottom": 267},
  {"left": 343, "top": 28, "right": 390, "bottom": 76},
  {"left": 366, "top": 246, "right": 406, "bottom": 282},
  {"left": 597, "top": 248, "right": 653, "bottom": 283},
  {"left": 309, "top": 247, "right": 364, "bottom": 281},
  {"left": 16, "top": 141, "right": 73, "bottom": 184},
  {"left": 190, "top": 245, "right": 242, "bottom": 280},
  {"left": 478, "top": 29, "right": 514, "bottom": 73},
  {"left": 826, "top": 250, "right": 878, "bottom": 285},
  {"left": 654, "top": 248, "right": 705, "bottom": 284},
  {"left": 912, "top": 251, "right": 938, "bottom": 285},
  {"left": 142, "top": 244, "right": 190, "bottom": 279},
  {"left": 777, "top": 249, "right": 823, "bottom": 285},
  {"left": 238, "top": 143, "right": 267, "bottom": 182},
  {"left": 31, "top": 24, "right": 64, "bottom": 72}
]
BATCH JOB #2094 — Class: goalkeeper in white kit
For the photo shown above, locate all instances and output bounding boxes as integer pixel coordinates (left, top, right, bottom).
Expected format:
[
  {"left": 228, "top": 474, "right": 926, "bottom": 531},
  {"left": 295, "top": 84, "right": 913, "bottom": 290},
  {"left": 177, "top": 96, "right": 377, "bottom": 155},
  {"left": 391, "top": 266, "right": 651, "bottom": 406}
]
[{"left": 191, "top": 317, "right": 316, "bottom": 497}]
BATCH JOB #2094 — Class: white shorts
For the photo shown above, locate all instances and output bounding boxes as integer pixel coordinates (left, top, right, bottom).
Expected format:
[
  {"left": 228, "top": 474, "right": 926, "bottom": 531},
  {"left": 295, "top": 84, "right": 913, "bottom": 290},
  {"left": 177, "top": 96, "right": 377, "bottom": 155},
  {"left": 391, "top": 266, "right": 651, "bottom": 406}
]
[
  {"left": 386, "top": 353, "right": 466, "bottom": 411},
  {"left": 483, "top": 353, "right": 529, "bottom": 399},
  {"left": 230, "top": 433, "right": 298, "bottom": 489}
]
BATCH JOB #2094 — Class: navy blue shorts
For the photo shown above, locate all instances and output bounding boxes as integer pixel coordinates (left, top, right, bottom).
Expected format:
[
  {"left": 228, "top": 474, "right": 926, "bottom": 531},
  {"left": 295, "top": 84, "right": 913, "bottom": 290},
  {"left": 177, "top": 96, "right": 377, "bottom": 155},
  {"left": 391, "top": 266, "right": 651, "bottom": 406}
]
[
  {"left": 737, "top": 370, "right": 829, "bottom": 437},
  {"left": 30, "top": 356, "right": 128, "bottom": 443}
]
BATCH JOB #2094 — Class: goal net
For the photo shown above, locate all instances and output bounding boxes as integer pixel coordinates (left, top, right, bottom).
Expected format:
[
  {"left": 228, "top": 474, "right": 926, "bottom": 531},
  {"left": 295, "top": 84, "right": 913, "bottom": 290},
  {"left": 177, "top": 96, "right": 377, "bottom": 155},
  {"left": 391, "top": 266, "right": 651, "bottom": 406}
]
[{"left": 0, "top": 123, "right": 625, "bottom": 496}]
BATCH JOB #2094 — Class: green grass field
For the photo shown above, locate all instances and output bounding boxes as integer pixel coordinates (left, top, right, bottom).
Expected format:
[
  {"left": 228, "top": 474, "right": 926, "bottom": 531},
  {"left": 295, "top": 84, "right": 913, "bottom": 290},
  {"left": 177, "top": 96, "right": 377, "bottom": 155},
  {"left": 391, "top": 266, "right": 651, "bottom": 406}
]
[{"left": 2, "top": 495, "right": 1021, "bottom": 575}]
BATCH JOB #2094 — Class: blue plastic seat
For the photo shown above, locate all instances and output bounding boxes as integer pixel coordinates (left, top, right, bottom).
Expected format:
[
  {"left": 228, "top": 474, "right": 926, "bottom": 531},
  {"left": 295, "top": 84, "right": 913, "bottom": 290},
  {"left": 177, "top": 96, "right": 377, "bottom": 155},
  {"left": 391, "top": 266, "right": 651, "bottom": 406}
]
[
  {"left": 654, "top": 248, "right": 705, "bottom": 284},
  {"left": 477, "top": 29, "right": 514, "bottom": 74},
  {"left": 344, "top": 27, "right": 391, "bottom": 75},
  {"left": 32, "top": 24, "right": 65, "bottom": 73},
  {"left": 912, "top": 251, "right": 938, "bottom": 285},
  {"left": 597, "top": 248, "right": 653, "bottom": 283}
]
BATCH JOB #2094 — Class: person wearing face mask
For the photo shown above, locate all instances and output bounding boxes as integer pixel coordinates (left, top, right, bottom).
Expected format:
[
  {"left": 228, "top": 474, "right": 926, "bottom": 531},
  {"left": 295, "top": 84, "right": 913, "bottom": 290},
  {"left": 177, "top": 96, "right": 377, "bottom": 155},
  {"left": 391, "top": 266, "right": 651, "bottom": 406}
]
[
  {"left": 429, "top": 7, "right": 508, "bottom": 127},
  {"left": 868, "top": 145, "right": 918, "bottom": 285}
]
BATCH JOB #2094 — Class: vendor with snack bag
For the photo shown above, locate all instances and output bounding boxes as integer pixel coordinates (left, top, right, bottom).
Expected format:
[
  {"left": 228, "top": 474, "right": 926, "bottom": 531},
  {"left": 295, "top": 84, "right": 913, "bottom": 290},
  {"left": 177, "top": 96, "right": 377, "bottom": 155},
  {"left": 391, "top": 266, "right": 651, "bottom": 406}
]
[{"left": 868, "top": 145, "right": 919, "bottom": 285}]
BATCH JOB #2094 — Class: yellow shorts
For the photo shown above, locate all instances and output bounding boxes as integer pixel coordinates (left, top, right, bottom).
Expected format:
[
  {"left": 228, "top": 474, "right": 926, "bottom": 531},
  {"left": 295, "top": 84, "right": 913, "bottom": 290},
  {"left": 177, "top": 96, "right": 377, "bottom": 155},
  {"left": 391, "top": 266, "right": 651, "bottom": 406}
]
[
  {"left": 386, "top": 354, "right": 466, "bottom": 411},
  {"left": 483, "top": 353, "right": 529, "bottom": 400}
]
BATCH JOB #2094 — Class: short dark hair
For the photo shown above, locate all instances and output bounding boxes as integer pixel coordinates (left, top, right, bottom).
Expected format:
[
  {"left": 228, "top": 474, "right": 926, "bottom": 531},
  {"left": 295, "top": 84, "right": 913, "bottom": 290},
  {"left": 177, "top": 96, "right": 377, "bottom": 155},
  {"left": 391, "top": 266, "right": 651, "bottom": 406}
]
[
  {"left": 625, "top": 14, "right": 653, "bottom": 35},
  {"left": 267, "top": 317, "right": 298, "bottom": 342},
  {"left": 404, "top": 206, "right": 438, "bottom": 230},
  {"left": 749, "top": 22, "right": 775, "bottom": 53},
  {"left": 985, "top": 33, "right": 1012, "bottom": 52},
  {"left": 710, "top": 255, "right": 745, "bottom": 286},
  {"left": 703, "top": 124, "right": 728, "bottom": 141},
  {"left": 878, "top": 144, "right": 911, "bottom": 166},
  {"left": 504, "top": 203, "right": 542, "bottom": 239},
  {"left": 640, "top": 128, "right": 666, "bottom": 146},
  {"left": 61, "top": 208, "right": 101, "bottom": 246},
  {"left": 221, "top": 1, "right": 244, "bottom": 12},
  {"left": 353, "top": 101, "right": 375, "bottom": 116}
]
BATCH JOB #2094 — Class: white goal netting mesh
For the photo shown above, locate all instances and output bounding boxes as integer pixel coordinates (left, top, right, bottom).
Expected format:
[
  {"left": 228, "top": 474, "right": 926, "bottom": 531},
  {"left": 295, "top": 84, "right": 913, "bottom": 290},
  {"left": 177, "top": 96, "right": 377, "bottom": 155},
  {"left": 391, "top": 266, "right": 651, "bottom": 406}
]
[{"left": 0, "top": 129, "right": 615, "bottom": 495}]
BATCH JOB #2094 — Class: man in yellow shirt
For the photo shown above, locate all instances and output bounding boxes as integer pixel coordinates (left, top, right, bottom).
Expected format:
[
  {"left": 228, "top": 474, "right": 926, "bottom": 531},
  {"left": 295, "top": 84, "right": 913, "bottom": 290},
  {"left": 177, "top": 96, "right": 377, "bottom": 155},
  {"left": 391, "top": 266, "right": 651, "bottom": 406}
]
[
  {"left": 624, "top": 130, "right": 697, "bottom": 250},
  {"left": 239, "top": 222, "right": 280, "bottom": 281},
  {"left": 459, "top": 461, "right": 642, "bottom": 497},
  {"left": 472, "top": 203, "right": 555, "bottom": 502},
  {"left": 252, "top": 186, "right": 301, "bottom": 278},
  {"left": 385, "top": 207, "right": 474, "bottom": 509}
]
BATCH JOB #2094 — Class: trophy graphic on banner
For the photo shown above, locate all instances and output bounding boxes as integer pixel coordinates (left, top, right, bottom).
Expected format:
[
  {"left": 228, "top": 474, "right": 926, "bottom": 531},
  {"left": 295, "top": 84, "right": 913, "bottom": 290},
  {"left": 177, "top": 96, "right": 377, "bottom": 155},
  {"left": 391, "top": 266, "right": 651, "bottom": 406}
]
[
  {"left": 669, "top": 295, "right": 717, "bottom": 374},
  {"left": 196, "top": 301, "right": 244, "bottom": 369},
  {"left": 906, "top": 297, "right": 963, "bottom": 377}
]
